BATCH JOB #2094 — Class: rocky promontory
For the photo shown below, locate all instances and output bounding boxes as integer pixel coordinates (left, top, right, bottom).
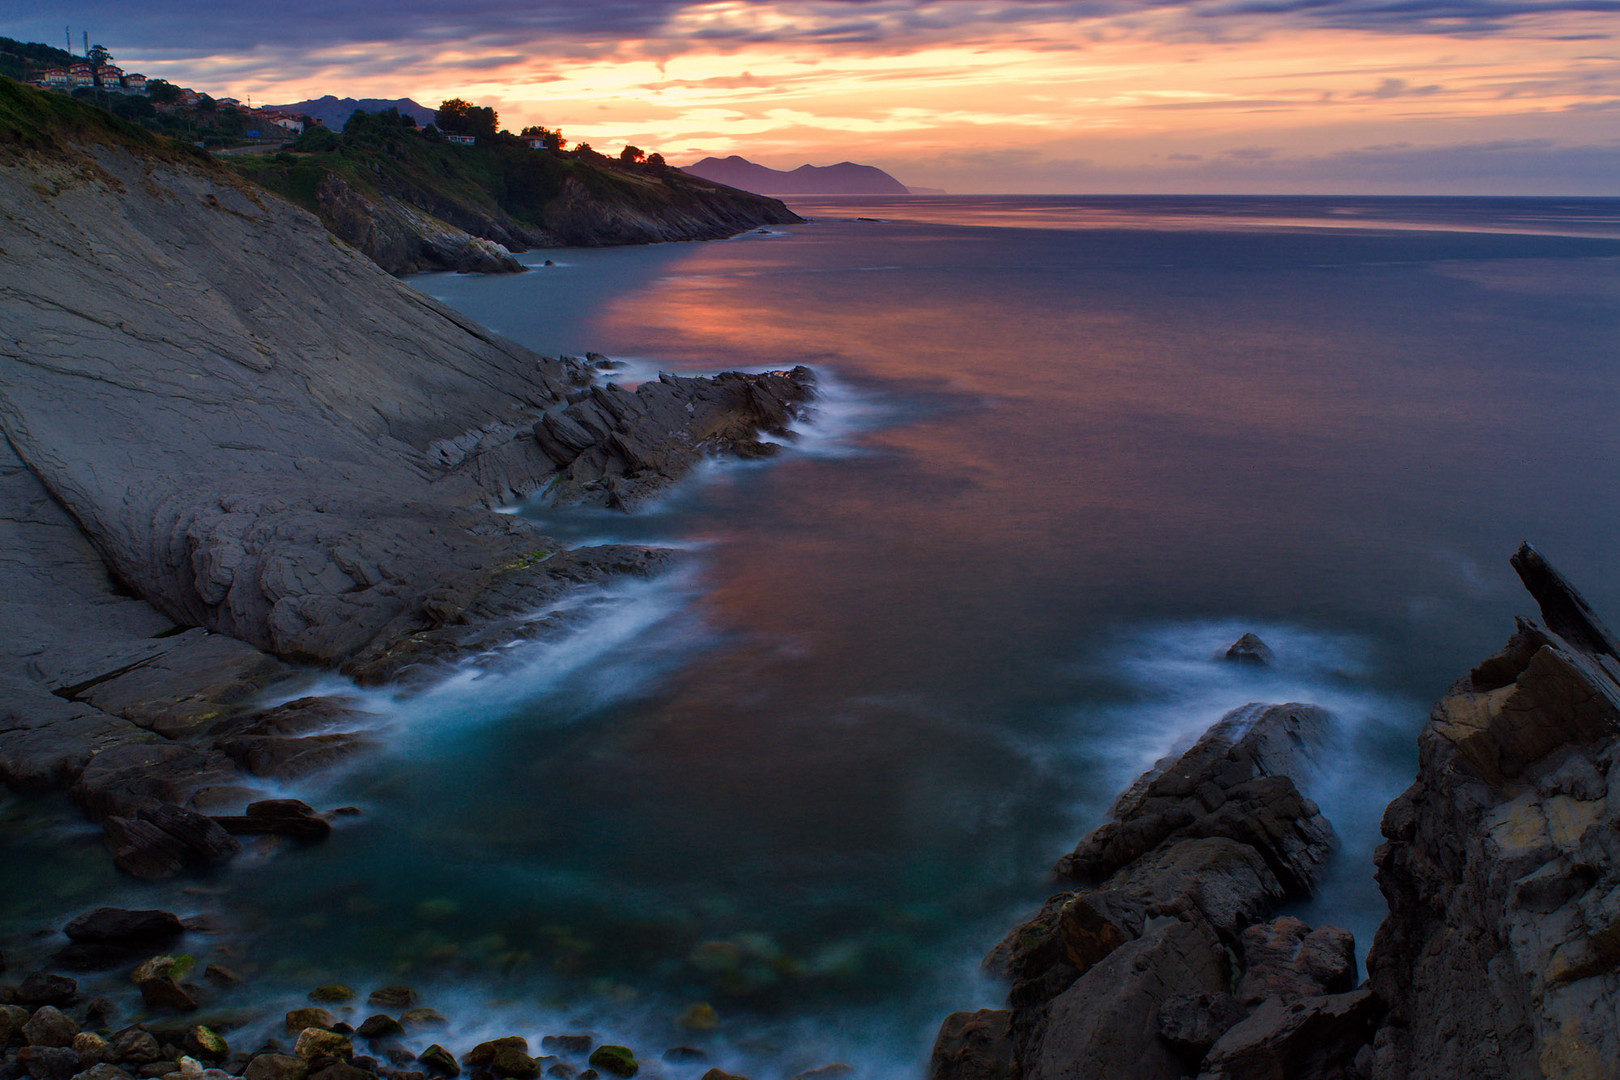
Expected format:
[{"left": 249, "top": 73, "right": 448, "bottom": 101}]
[
  {"left": 0, "top": 80, "right": 813, "bottom": 875},
  {"left": 228, "top": 108, "right": 804, "bottom": 275},
  {"left": 930, "top": 544, "right": 1620, "bottom": 1080}
]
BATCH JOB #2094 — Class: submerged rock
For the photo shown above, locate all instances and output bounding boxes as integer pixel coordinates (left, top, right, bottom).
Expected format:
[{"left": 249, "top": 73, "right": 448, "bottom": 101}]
[
  {"left": 584, "top": 1047, "right": 636, "bottom": 1078},
  {"left": 62, "top": 910, "right": 184, "bottom": 949},
  {"left": 1222, "top": 633, "right": 1274, "bottom": 667}
]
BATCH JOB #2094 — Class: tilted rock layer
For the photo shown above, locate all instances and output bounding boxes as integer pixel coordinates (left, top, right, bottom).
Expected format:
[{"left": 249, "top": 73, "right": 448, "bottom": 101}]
[
  {"left": 1366, "top": 544, "right": 1620, "bottom": 1080},
  {"left": 934, "top": 545, "right": 1620, "bottom": 1080},
  {"left": 0, "top": 96, "right": 814, "bottom": 873}
]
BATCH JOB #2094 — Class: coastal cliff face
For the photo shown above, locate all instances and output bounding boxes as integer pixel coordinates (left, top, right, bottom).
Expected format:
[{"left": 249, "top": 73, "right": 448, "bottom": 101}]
[
  {"left": 1365, "top": 546, "right": 1620, "bottom": 1080},
  {"left": 227, "top": 113, "right": 804, "bottom": 274},
  {"left": 931, "top": 547, "right": 1620, "bottom": 1080},
  {"left": 0, "top": 84, "right": 814, "bottom": 873}
]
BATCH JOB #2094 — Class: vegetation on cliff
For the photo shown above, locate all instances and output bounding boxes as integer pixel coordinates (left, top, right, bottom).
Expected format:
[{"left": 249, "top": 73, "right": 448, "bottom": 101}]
[{"left": 227, "top": 106, "right": 801, "bottom": 268}]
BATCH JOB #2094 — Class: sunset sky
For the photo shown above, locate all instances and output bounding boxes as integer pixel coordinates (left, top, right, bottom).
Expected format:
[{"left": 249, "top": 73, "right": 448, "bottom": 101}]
[{"left": 6, "top": 1, "right": 1618, "bottom": 192}]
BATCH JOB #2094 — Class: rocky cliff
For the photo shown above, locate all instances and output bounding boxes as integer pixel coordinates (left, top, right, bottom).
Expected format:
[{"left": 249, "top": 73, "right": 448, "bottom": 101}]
[
  {"left": 229, "top": 109, "right": 803, "bottom": 274},
  {"left": 1365, "top": 545, "right": 1620, "bottom": 1080},
  {"left": 0, "top": 80, "right": 813, "bottom": 875},
  {"left": 930, "top": 545, "right": 1620, "bottom": 1080}
]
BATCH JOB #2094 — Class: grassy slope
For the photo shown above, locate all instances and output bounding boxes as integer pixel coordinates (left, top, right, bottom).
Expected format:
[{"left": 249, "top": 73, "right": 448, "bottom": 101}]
[{"left": 228, "top": 111, "right": 792, "bottom": 240}]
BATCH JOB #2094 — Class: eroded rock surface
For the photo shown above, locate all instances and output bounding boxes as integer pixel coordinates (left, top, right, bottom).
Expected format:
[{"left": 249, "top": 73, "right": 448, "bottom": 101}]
[
  {"left": 0, "top": 101, "right": 819, "bottom": 877},
  {"left": 1365, "top": 544, "right": 1620, "bottom": 1080},
  {"left": 936, "top": 702, "right": 1352, "bottom": 1080}
]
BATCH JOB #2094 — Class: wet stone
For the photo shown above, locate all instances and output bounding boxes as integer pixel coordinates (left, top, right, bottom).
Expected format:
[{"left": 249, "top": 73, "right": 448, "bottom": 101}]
[
  {"left": 355, "top": 1017, "right": 402, "bottom": 1042},
  {"left": 17, "top": 977, "right": 76, "bottom": 1009},
  {"left": 19, "top": 1046, "right": 84, "bottom": 1080},
  {"left": 364, "top": 989, "right": 416, "bottom": 1012},
  {"left": 585, "top": 1048, "right": 635, "bottom": 1079},
  {"left": 417, "top": 1046, "right": 457, "bottom": 1078},
  {"left": 245, "top": 1053, "right": 308, "bottom": 1080},
  {"left": 24, "top": 1008, "right": 80, "bottom": 1049}
]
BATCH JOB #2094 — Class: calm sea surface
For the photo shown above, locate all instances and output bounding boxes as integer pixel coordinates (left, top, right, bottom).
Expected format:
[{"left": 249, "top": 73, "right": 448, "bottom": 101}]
[{"left": 6, "top": 195, "right": 1620, "bottom": 1077}]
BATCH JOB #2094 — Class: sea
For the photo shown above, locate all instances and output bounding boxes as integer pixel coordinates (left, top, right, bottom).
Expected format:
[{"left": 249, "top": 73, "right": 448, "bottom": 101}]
[{"left": 5, "top": 195, "right": 1620, "bottom": 1078}]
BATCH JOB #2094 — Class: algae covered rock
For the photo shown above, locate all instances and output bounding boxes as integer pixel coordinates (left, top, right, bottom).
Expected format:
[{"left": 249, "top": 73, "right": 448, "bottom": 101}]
[
  {"left": 585, "top": 1047, "right": 636, "bottom": 1078},
  {"left": 293, "top": 1029, "right": 353, "bottom": 1063},
  {"left": 308, "top": 985, "right": 355, "bottom": 1005}
]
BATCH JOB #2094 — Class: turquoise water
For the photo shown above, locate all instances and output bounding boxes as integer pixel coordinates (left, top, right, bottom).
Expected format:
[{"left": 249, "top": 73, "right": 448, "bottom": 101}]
[{"left": 6, "top": 196, "right": 1620, "bottom": 1078}]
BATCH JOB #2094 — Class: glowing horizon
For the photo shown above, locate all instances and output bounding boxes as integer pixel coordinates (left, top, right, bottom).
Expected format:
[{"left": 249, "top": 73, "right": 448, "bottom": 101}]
[{"left": 5, "top": 0, "right": 1617, "bottom": 193}]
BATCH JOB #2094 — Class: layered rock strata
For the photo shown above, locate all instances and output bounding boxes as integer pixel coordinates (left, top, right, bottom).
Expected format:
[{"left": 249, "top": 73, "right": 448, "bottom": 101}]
[
  {"left": 1365, "top": 544, "right": 1620, "bottom": 1080},
  {"left": 935, "top": 545, "right": 1620, "bottom": 1080},
  {"left": 932, "top": 701, "right": 1370, "bottom": 1080},
  {"left": 0, "top": 101, "right": 814, "bottom": 875}
]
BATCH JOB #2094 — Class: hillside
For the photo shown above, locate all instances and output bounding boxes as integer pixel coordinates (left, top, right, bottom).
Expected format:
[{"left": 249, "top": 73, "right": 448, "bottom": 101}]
[
  {"left": 268, "top": 94, "right": 437, "bottom": 130},
  {"left": 683, "top": 154, "right": 911, "bottom": 195},
  {"left": 230, "top": 109, "right": 803, "bottom": 272}
]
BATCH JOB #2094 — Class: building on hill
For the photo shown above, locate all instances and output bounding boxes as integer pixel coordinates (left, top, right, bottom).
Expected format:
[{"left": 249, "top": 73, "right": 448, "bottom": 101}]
[
  {"left": 217, "top": 96, "right": 240, "bottom": 109},
  {"left": 69, "top": 62, "right": 93, "bottom": 87},
  {"left": 180, "top": 89, "right": 200, "bottom": 106},
  {"left": 40, "top": 68, "right": 69, "bottom": 88},
  {"left": 123, "top": 73, "right": 146, "bottom": 92},
  {"left": 95, "top": 64, "right": 124, "bottom": 89}
]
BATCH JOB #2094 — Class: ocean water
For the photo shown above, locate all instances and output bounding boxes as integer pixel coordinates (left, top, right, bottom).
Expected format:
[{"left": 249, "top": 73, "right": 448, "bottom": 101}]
[{"left": 6, "top": 195, "right": 1620, "bottom": 1078}]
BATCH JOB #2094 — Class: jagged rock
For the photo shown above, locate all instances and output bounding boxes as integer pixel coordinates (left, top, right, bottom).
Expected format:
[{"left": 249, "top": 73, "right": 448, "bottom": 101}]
[
  {"left": 63, "top": 910, "right": 184, "bottom": 949},
  {"left": 212, "top": 799, "right": 332, "bottom": 841},
  {"left": 1223, "top": 633, "right": 1274, "bottom": 667},
  {"left": 1197, "top": 989, "right": 1380, "bottom": 1080},
  {"left": 928, "top": 1010, "right": 1013, "bottom": 1080},
  {"left": 1235, "top": 918, "right": 1355, "bottom": 1007},
  {"left": 1156, "top": 992, "right": 1247, "bottom": 1061},
  {"left": 1365, "top": 544, "right": 1620, "bottom": 1079},
  {"left": 103, "top": 805, "right": 241, "bottom": 879},
  {"left": 1028, "top": 917, "right": 1229, "bottom": 1080},
  {"left": 16, "top": 976, "right": 76, "bottom": 1009},
  {"left": 934, "top": 701, "right": 1340, "bottom": 1080}
]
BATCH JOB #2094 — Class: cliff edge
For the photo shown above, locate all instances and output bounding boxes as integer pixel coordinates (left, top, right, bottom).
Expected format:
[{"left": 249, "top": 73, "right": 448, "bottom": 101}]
[{"left": 0, "top": 80, "right": 813, "bottom": 875}]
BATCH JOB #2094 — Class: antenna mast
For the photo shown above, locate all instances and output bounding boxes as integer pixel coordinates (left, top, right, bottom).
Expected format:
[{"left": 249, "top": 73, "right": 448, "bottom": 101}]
[{"left": 66, "top": 27, "right": 71, "bottom": 54}]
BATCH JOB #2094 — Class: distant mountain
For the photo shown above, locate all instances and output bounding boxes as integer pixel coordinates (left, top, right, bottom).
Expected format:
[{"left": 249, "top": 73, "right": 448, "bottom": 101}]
[
  {"left": 270, "top": 95, "right": 437, "bottom": 129},
  {"left": 682, "top": 155, "right": 912, "bottom": 195}
]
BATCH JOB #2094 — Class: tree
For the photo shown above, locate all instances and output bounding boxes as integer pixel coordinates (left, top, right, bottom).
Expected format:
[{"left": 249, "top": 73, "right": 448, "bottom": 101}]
[
  {"left": 88, "top": 43, "right": 111, "bottom": 67},
  {"left": 519, "top": 125, "right": 565, "bottom": 150},
  {"left": 647, "top": 152, "right": 665, "bottom": 168},
  {"left": 436, "top": 98, "right": 497, "bottom": 139},
  {"left": 146, "top": 79, "right": 182, "bottom": 105},
  {"left": 619, "top": 145, "right": 645, "bottom": 164}
]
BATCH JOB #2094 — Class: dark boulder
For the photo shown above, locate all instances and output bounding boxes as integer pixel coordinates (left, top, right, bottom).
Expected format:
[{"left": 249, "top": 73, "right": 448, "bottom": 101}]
[
  {"left": 212, "top": 799, "right": 332, "bottom": 841},
  {"left": 1223, "top": 633, "right": 1274, "bottom": 667},
  {"left": 63, "top": 910, "right": 183, "bottom": 949},
  {"left": 15, "top": 977, "right": 76, "bottom": 1009},
  {"left": 928, "top": 1010, "right": 1013, "bottom": 1080}
]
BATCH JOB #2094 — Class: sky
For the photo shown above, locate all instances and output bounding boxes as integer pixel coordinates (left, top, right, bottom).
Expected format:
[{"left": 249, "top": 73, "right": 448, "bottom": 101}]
[{"left": 5, "top": 1, "right": 1618, "bottom": 192}]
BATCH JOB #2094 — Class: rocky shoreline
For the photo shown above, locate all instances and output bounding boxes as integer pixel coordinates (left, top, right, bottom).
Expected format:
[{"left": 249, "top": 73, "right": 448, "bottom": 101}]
[
  {"left": 0, "top": 93, "right": 815, "bottom": 881},
  {"left": 927, "top": 543, "right": 1620, "bottom": 1080}
]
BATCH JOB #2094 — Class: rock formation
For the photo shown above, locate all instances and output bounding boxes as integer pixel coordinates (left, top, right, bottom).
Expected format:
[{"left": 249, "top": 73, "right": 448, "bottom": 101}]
[
  {"left": 931, "top": 545, "right": 1620, "bottom": 1080},
  {"left": 0, "top": 82, "right": 815, "bottom": 875},
  {"left": 931, "top": 702, "right": 1368, "bottom": 1080},
  {"left": 1364, "top": 543, "right": 1620, "bottom": 1080}
]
